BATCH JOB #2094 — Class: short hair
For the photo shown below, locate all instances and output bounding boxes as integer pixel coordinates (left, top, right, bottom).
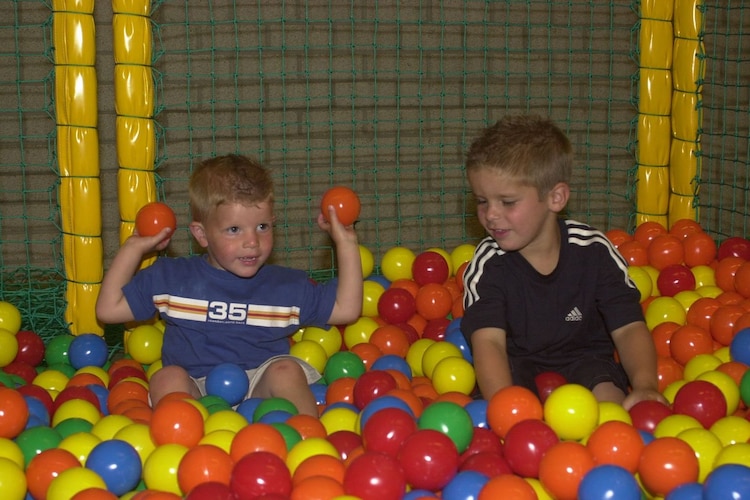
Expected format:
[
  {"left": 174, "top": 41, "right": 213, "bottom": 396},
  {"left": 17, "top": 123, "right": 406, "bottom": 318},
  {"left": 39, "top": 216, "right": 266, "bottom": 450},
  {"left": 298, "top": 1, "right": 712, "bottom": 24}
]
[
  {"left": 465, "top": 115, "right": 573, "bottom": 196},
  {"left": 189, "top": 154, "right": 274, "bottom": 222}
]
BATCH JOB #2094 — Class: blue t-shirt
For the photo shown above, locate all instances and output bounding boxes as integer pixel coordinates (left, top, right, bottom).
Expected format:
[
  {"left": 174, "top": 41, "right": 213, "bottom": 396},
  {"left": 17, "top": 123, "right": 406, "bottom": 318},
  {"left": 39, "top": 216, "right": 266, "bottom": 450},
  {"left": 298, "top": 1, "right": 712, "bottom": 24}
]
[{"left": 123, "top": 256, "right": 337, "bottom": 377}]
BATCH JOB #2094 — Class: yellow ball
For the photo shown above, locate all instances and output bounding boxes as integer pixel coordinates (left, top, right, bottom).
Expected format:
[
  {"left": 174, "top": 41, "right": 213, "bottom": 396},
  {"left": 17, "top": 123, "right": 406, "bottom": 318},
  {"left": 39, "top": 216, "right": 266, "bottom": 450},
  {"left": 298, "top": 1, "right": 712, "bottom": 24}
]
[
  {"left": 301, "top": 325, "right": 342, "bottom": 357},
  {"left": 290, "top": 339, "right": 329, "bottom": 373},
  {"left": 543, "top": 384, "right": 599, "bottom": 441},
  {"left": 46, "top": 466, "right": 106, "bottom": 500},
  {"left": 33, "top": 369, "right": 70, "bottom": 394},
  {"left": 320, "top": 406, "right": 359, "bottom": 435},
  {"left": 421, "top": 341, "right": 462, "bottom": 379},
  {"left": 0, "top": 457, "right": 26, "bottom": 500},
  {"left": 286, "top": 437, "right": 339, "bottom": 475},
  {"left": 597, "top": 401, "right": 632, "bottom": 425},
  {"left": 90, "top": 414, "right": 134, "bottom": 441},
  {"left": 359, "top": 245, "right": 375, "bottom": 278},
  {"left": 380, "top": 246, "right": 416, "bottom": 282},
  {"left": 710, "top": 415, "right": 750, "bottom": 446},
  {"left": 0, "top": 438, "right": 24, "bottom": 468},
  {"left": 0, "top": 302, "right": 21, "bottom": 335},
  {"left": 361, "top": 280, "right": 386, "bottom": 318},
  {"left": 204, "top": 409, "right": 248, "bottom": 434},
  {"left": 58, "top": 431, "right": 101, "bottom": 465},
  {"left": 74, "top": 366, "right": 109, "bottom": 386},
  {"left": 199, "top": 429, "right": 236, "bottom": 454},
  {"left": 343, "top": 317, "right": 379, "bottom": 349},
  {"left": 643, "top": 265, "right": 661, "bottom": 297},
  {"left": 683, "top": 354, "right": 722, "bottom": 381},
  {"left": 431, "top": 357, "right": 476, "bottom": 395},
  {"left": 406, "top": 338, "right": 435, "bottom": 377},
  {"left": 673, "top": 290, "right": 702, "bottom": 312},
  {"left": 52, "top": 399, "right": 101, "bottom": 427},
  {"left": 653, "top": 414, "right": 702, "bottom": 438},
  {"left": 628, "top": 266, "right": 653, "bottom": 301},
  {"left": 663, "top": 380, "right": 688, "bottom": 404},
  {"left": 126, "top": 324, "right": 164, "bottom": 365},
  {"left": 113, "top": 423, "right": 156, "bottom": 466},
  {"left": 645, "top": 296, "right": 687, "bottom": 330},
  {"left": 713, "top": 442, "right": 750, "bottom": 468},
  {"left": 142, "top": 443, "right": 189, "bottom": 494},
  {"left": 0, "top": 329, "right": 18, "bottom": 368},
  {"left": 696, "top": 285, "right": 724, "bottom": 298},
  {"left": 691, "top": 265, "right": 716, "bottom": 288},
  {"left": 450, "top": 244, "right": 476, "bottom": 273},
  {"left": 677, "top": 427, "right": 723, "bottom": 482},
  {"left": 697, "top": 370, "right": 740, "bottom": 415}
]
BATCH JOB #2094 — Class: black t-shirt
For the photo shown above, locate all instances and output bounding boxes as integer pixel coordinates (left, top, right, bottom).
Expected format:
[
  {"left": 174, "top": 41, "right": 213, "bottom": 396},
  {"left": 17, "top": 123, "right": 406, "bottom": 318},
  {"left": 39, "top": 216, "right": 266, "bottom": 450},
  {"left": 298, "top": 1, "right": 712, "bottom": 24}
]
[{"left": 461, "top": 219, "right": 644, "bottom": 371}]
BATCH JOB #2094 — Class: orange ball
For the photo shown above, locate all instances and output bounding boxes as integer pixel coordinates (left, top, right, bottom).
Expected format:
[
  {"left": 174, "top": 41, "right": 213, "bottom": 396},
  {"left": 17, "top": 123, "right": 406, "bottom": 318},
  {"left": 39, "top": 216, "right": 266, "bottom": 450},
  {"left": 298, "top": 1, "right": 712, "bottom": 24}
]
[
  {"left": 637, "top": 437, "right": 699, "bottom": 497},
  {"left": 368, "top": 325, "right": 410, "bottom": 358},
  {"left": 604, "top": 228, "right": 632, "bottom": 248},
  {"left": 586, "top": 420, "right": 645, "bottom": 473},
  {"left": 291, "top": 475, "right": 345, "bottom": 500},
  {"left": 135, "top": 202, "right": 177, "bottom": 237},
  {"left": 715, "top": 256, "right": 745, "bottom": 292},
  {"left": 686, "top": 296, "right": 721, "bottom": 332},
  {"left": 293, "top": 454, "right": 346, "bottom": 485},
  {"left": 25, "top": 448, "right": 81, "bottom": 500},
  {"left": 0, "top": 387, "right": 28, "bottom": 438},
  {"left": 669, "top": 324, "right": 714, "bottom": 365},
  {"left": 149, "top": 398, "right": 205, "bottom": 447},
  {"left": 634, "top": 221, "right": 668, "bottom": 248},
  {"left": 683, "top": 231, "right": 718, "bottom": 268},
  {"left": 230, "top": 422, "right": 288, "bottom": 462},
  {"left": 734, "top": 260, "right": 750, "bottom": 297},
  {"left": 486, "top": 385, "right": 543, "bottom": 439},
  {"left": 72, "top": 488, "right": 119, "bottom": 500},
  {"left": 478, "top": 474, "right": 537, "bottom": 500},
  {"left": 669, "top": 219, "right": 704, "bottom": 240},
  {"left": 325, "top": 377, "right": 356, "bottom": 405},
  {"left": 710, "top": 304, "right": 746, "bottom": 346},
  {"left": 618, "top": 240, "right": 649, "bottom": 266},
  {"left": 657, "top": 356, "right": 685, "bottom": 392},
  {"left": 648, "top": 234, "right": 685, "bottom": 271},
  {"left": 320, "top": 186, "right": 361, "bottom": 226},
  {"left": 177, "top": 444, "right": 234, "bottom": 494},
  {"left": 349, "top": 342, "right": 383, "bottom": 370},
  {"left": 651, "top": 321, "right": 680, "bottom": 358},
  {"left": 286, "top": 414, "right": 328, "bottom": 440},
  {"left": 538, "top": 441, "right": 595, "bottom": 500},
  {"left": 414, "top": 283, "right": 453, "bottom": 321}
]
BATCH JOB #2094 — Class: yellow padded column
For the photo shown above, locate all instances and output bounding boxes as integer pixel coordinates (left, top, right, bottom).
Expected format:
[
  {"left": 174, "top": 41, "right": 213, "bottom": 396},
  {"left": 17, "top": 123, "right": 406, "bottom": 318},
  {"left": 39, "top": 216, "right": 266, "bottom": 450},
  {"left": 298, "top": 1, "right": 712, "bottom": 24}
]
[{"left": 53, "top": 0, "right": 103, "bottom": 335}]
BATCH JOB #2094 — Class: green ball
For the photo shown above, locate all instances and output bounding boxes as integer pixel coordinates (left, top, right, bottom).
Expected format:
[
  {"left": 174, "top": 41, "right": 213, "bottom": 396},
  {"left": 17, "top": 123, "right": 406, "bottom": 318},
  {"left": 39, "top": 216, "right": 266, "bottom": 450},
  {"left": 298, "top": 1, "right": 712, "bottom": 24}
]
[
  {"left": 44, "top": 334, "right": 75, "bottom": 367},
  {"left": 15, "top": 425, "right": 62, "bottom": 466},
  {"left": 252, "top": 397, "right": 298, "bottom": 422},
  {"left": 271, "top": 422, "right": 303, "bottom": 450},
  {"left": 323, "top": 351, "right": 366, "bottom": 384},
  {"left": 417, "top": 401, "right": 474, "bottom": 453},
  {"left": 740, "top": 369, "right": 750, "bottom": 407}
]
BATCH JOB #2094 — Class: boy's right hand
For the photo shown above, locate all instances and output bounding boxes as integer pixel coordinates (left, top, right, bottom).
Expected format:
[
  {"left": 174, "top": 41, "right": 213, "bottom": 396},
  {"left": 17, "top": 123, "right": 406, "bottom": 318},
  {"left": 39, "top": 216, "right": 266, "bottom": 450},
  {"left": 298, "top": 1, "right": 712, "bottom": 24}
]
[{"left": 126, "top": 226, "right": 173, "bottom": 254}]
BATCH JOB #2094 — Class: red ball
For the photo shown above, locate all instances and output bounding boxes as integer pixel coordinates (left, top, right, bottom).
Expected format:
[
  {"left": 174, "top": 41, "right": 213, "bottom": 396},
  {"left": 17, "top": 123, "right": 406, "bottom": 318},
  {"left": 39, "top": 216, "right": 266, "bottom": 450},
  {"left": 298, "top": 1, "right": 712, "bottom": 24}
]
[
  {"left": 459, "top": 451, "right": 513, "bottom": 477},
  {"left": 657, "top": 264, "right": 696, "bottom": 297},
  {"left": 534, "top": 371, "right": 567, "bottom": 404},
  {"left": 459, "top": 426, "right": 503, "bottom": 462},
  {"left": 320, "top": 186, "right": 361, "bottom": 226},
  {"left": 352, "top": 370, "right": 398, "bottom": 410},
  {"left": 135, "top": 202, "right": 177, "bottom": 237},
  {"left": 52, "top": 385, "right": 101, "bottom": 415},
  {"left": 502, "top": 418, "right": 559, "bottom": 478},
  {"left": 343, "top": 450, "right": 407, "bottom": 499},
  {"left": 377, "top": 287, "right": 416, "bottom": 324},
  {"left": 628, "top": 399, "right": 673, "bottom": 433},
  {"left": 185, "top": 482, "right": 235, "bottom": 500},
  {"left": 14, "top": 330, "right": 45, "bottom": 366},
  {"left": 718, "top": 236, "right": 750, "bottom": 261},
  {"left": 326, "top": 430, "right": 362, "bottom": 461},
  {"left": 230, "top": 451, "right": 292, "bottom": 500},
  {"left": 361, "top": 407, "right": 417, "bottom": 456},
  {"left": 421, "top": 317, "right": 451, "bottom": 342},
  {"left": 398, "top": 429, "right": 459, "bottom": 491},
  {"left": 411, "top": 251, "right": 450, "bottom": 286},
  {"left": 672, "top": 380, "right": 728, "bottom": 428},
  {"left": 2, "top": 360, "right": 37, "bottom": 385}
]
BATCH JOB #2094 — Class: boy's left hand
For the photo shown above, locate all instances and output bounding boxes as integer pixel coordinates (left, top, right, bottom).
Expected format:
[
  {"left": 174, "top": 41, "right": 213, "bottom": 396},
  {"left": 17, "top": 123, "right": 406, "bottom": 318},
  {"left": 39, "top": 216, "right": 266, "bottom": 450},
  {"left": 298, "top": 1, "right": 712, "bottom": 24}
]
[{"left": 318, "top": 205, "right": 358, "bottom": 243}]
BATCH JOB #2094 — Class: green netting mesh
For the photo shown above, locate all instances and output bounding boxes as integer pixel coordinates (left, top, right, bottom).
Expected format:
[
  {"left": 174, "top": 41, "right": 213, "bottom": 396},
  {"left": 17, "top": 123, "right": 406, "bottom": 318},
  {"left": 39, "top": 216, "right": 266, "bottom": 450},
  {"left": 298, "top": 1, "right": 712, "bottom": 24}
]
[{"left": 0, "top": 1, "right": 748, "bottom": 340}]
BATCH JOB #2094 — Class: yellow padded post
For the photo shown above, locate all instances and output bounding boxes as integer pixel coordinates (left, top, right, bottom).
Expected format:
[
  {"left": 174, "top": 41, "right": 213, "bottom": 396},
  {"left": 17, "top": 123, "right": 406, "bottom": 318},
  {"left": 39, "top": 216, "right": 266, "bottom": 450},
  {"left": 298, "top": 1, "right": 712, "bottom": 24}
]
[{"left": 53, "top": 0, "right": 103, "bottom": 335}]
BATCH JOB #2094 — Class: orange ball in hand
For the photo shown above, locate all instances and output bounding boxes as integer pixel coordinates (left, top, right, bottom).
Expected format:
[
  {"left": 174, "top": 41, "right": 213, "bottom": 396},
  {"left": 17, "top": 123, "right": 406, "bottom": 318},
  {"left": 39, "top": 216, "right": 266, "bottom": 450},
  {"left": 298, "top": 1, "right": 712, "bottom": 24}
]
[
  {"left": 320, "top": 186, "right": 361, "bottom": 226},
  {"left": 135, "top": 202, "right": 176, "bottom": 237}
]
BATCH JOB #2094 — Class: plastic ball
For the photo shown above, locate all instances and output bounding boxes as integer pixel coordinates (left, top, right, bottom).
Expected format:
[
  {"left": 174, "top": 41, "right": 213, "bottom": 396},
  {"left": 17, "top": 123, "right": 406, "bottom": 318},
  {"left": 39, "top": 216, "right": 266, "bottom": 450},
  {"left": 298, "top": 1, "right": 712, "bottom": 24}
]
[
  {"left": 672, "top": 380, "right": 727, "bottom": 428},
  {"left": 205, "top": 362, "right": 250, "bottom": 406},
  {"left": 628, "top": 399, "right": 673, "bottom": 433},
  {"left": 696, "top": 370, "right": 739, "bottom": 414},
  {"left": 0, "top": 329, "right": 18, "bottom": 368},
  {"left": 585, "top": 420, "right": 643, "bottom": 473},
  {"left": 628, "top": 266, "right": 653, "bottom": 301},
  {"left": 398, "top": 429, "right": 459, "bottom": 491},
  {"left": 415, "top": 283, "right": 453, "bottom": 320},
  {"left": 669, "top": 324, "right": 714, "bottom": 366},
  {"left": 285, "top": 437, "right": 339, "bottom": 475},
  {"left": 230, "top": 422, "right": 288, "bottom": 462},
  {"left": 718, "top": 236, "right": 750, "bottom": 261},
  {"left": 323, "top": 351, "right": 366, "bottom": 384},
  {"left": 503, "top": 418, "right": 559, "bottom": 478},
  {"left": 68, "top": 334, "right": 109, "bottom": 370},
  {"left": 0, "top": 387, "right": 28, "bottom": 439},
  {"left": 380, "top": 247, "right": 417, "bottom": 282},
  {"left": 486, "top": 385, "right": 543, "bottom": 439},
  {"left": 25, "top": 447, "right": 81, "bottom": 500},
  {"left": 361, "top": 279, "right": 386, "bottom": 318},
  {"left": 320, "top": 186, "right": 361, "bottom": 226},
  {"left": 412, "top": 251, "right": 450, "bottom": 286},
  {"left": 731, "top": 327, "right": 750, "bottom": 365},
  {"left": 352, "top": 369, "right": 397, "bottom": 410},
  {"left": 319, "top": 406, "right": 358, "bottom": 435},
  {"left": 46, "top": 466, "right": 107, "bottom": 500},
  {"left": 300, "top": 325, "right": 342, "bottom": 357},
  {"left": 577, "top": 464, "right": 641, "bottom": 500},
  {"left": 645, "top": 296, "right": 687, "bottom": 330},
  {"left": 0, "top": 302, "right": 21, "bottom": 335},
  {"left": 418, "top": 401, "right": 474, "bottom": 454},
  {"left": 177, "top": 444, "right": 234, "bottom": 495},
  {"left": 85, "top": 438, "right": 142, "bottom": 495},
  {"left": 676, "top": 427, "right": 723, "bottom": 482},
  {"left": 360, "top": 407, "right": 416, "bottom": 457},
  {"left": 343, "top": 450, "right": 407, "bottom": 499},
  {"left": 658, "top": 264, "right": 696, "bottom": 297},
  {"left": 0, "top": 456, "right": 26, "bottom": 500},
  {"left": 343, "top": 317, "right": 379, "bottom": 349},
  {"left": 648, "top": 234, "right": 685, "bottom": 272},
  {"left": 14, "top": 330, "right": 45, "bottom": 366},
  {"left": 150, "top": 398, "right": 205, "bottom": 447},
  {"left": 114, "top": 422, "right": 156, "bottom": 465},
  {"left": 538, "top": 441, "right": 595, "bottom": 500},
  {"left": 377, "top": 287, "right": 417, "bottom": 325},
  {"left": 142, "top": 443, "right": 189, "bottom": 495},
  {"left": 358, "top": 395, "right": 415, "bottom": 431},
  {"left": 431, "top": 356, "right": 476, "bottom": 396},
  {"left": 135, "top": 201, "right": 177, "bottom": 237},
  {"left": 703, "top": 463, "right": 750, "bottom": 499},
  {"left": 289, "top": 339, "right": 328, "bottom": 374},
  {"left": 543, "top": 384, "right": 599, "bottom": 441},
  {"left": 405, "top": 338, "right": 436, "bottom": 377},
  {"left": 637, "top": 437, "right": 699, "bottom": 497},
  {"left": 421, "top": 340, "right": 462, "bottom": 379},
  {"left": 478, "top": 474, "right": 537, "bottom": 500},
  {"left": 45, "top": 334, "right": 75, "bottom": 367},
  {"left": 359, "top": 245, "right": 375, "bottom": 278},
  {"left": 442, "top": 470, "right": 489, "bottom": 500},
  {"left": 125, "top": 325, "right": 165, "bottom": 365},
  {"left": 185, "top": 481, "right": 235, "bottom": 500}
]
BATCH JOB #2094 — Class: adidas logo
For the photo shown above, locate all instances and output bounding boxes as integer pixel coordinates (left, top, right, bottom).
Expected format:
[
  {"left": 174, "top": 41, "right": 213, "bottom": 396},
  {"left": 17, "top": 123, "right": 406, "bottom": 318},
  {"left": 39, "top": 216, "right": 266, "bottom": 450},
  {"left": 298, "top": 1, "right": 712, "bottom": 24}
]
[{"left": 565, "top": 307, "right": 583, "bottom": 322}]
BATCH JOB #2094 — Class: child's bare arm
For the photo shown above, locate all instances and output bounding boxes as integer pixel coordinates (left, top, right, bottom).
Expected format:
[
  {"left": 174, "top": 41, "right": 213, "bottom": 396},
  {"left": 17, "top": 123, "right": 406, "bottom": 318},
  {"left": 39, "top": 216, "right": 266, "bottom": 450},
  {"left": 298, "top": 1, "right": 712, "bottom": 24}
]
[
  {"left": 470, "top": 327, "right": 513, "bottom": 400},
  {"left": 611, "top": 320, "right": 668, "bottom": 409},
  {"left": 318, "top": 205, "right": 362, "bottom": 325},
  {"left": 96, "top": 227, "right": 173, "bottom": 325}
]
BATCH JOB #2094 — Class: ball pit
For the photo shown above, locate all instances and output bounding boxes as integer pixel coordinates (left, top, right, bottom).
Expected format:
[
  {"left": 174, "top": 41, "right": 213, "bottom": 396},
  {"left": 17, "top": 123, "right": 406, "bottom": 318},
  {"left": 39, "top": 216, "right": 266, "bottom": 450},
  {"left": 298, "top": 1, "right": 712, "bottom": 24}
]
[{"left": 4, "top": 224, "right": 750, "bottom": 498}]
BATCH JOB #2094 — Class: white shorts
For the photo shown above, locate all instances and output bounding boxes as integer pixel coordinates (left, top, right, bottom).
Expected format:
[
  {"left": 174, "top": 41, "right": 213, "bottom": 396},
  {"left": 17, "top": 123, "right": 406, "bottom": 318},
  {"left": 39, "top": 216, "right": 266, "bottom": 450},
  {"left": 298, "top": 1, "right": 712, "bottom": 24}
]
[{"left": 191, "top": 355, "right": 322, "bottom": 400}]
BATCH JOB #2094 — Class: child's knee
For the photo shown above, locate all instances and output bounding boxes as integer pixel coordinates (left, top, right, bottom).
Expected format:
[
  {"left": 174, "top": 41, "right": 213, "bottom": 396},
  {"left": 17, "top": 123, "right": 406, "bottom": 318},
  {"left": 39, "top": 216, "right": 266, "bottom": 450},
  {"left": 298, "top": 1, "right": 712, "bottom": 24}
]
[{"left": 265, "top": 358, "right": 306, "bottom": 381}]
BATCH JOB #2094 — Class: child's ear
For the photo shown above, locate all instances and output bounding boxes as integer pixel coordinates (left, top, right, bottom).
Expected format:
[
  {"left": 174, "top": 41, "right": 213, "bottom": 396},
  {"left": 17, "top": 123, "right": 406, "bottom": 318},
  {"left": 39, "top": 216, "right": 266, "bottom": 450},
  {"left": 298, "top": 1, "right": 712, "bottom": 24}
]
[
  {"left": 548, "top": 182, "right": 570, "bottom": 212},
  {"left": 189, "top": 222, "right": 209, "bottom": 248}
]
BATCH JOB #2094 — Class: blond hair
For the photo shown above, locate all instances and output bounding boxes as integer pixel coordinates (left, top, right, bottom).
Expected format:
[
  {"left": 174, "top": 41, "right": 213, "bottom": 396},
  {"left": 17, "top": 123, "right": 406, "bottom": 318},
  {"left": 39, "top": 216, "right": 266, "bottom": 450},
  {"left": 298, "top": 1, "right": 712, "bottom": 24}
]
[
  {"left": 465, "top": 115, "right": 572, "bottom": 197},
  {"left": 189, "top": 154, "right": 274, "bottom": 222}
]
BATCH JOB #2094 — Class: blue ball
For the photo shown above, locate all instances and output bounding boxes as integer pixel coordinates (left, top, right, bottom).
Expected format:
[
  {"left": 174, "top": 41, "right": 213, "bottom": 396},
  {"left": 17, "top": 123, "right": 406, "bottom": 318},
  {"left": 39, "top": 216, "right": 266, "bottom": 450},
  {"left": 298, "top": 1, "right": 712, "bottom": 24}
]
[
  {"left": 703, "top": 463, "right": 750, "bottom": 499},
  {"left": 358, "top": 394, "right": 414, "bottom": 430},
  {"left": 86, "top": 383, "right": 110, "bottom": 416},
  {"left": 441, "top": 470, "right": 489, "bottom": 500},
  {"left": 665, "top": 482, "right": 703, "bottom": 500},
  {"left": 257, "top": 409, "right": 294, "bottom": 424},
  {"left": 445, "top": 328, "right": 473, "bottom": 363},
  {"left": 403, "top": 490, "right": 438, "bottom": 500},
  {"left": 68, "top": 333, "right": 109, "bottom": 369},
  {"left": 578, "top": 464, "right": 641, "bottom": 500},
  {"left": 205, "top": 362, "right": 250, "bottom": 406},
  {"left": 85, "top": 439, "right": 142, "bottom": 496},
  {"left": 309, "top": 381, "right": 328, "bottom": 405},
  {"left": 464, "top": 399, "right": 488, "bottom": 428},
  {"left": 236, "top": 397, "right": 264, "bottom": 422},
  {"left": 370, "top": 354, "right": 413, "bottom": 380},
  {"left": 23, "top": 395, "right": 49, "bottom": 425},
  {"left": 731, "top": 328, "right": 750, "bottom": 366}
]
